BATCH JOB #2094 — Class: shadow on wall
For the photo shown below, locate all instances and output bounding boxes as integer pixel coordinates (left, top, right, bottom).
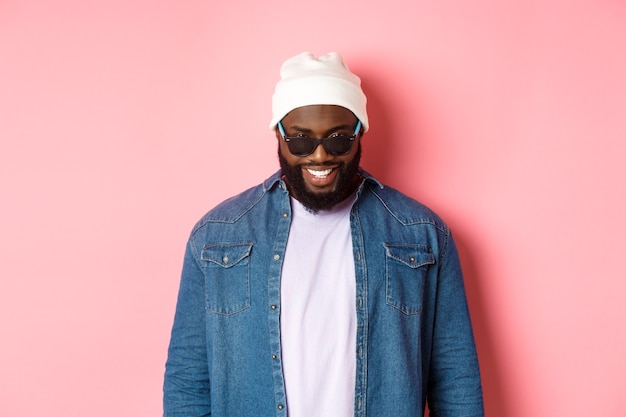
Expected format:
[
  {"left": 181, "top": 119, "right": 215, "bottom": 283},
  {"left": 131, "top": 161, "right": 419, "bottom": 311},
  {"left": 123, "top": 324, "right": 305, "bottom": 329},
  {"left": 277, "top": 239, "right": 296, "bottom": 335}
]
[
  {"left": 454, "top": 231, "right": 511, "bottom": 417},
  {"left": 352, "top": 67, "right": 398, "bottom": 181},
  {"left": 354, "top": 59, "right": 510, "bottom": 417}
]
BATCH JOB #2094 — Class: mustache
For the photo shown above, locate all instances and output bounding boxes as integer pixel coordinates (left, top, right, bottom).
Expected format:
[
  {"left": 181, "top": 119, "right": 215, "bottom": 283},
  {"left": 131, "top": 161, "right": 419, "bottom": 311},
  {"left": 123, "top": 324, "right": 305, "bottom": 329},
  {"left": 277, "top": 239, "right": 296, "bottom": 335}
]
[{"left": 298, "top": 161, "right": 341, "bottom": 167}]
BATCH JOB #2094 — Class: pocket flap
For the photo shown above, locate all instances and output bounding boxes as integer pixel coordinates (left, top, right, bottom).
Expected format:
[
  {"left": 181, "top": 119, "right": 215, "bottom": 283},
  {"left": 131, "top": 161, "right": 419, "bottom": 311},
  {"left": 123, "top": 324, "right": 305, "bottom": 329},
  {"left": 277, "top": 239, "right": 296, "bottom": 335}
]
[
  {"left": 201, "top": 242, "right": 253, "bottom": 268},
  {"left": 384, "top": 244, "right": 435, "bottom": 268}
]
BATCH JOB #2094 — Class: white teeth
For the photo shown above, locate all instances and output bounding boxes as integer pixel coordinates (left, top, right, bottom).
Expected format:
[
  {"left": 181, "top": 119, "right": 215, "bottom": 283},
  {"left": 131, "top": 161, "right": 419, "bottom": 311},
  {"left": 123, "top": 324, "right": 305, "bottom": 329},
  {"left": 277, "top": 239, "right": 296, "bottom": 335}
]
[{"left": 306, "top": 168, "right": 333, "bottom": 178}]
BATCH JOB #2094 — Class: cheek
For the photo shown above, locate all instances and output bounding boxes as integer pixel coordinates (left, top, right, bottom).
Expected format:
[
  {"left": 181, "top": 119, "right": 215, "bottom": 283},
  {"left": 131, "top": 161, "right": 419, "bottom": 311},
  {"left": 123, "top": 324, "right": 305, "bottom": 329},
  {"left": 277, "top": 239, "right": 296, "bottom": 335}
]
[
  {"left": 338, "top": 142, "right": 360, "bottom": 164},
  {"left": 278, "top": 141, "right": 303, "bottom": 166}
]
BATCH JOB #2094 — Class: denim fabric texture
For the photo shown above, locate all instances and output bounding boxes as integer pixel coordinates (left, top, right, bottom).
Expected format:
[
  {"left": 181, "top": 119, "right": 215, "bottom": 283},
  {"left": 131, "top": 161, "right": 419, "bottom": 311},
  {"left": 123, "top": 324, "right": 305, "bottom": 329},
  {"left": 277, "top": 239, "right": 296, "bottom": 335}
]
[{"left": 163, "top": 170, "right": 484, "bottom": 417}]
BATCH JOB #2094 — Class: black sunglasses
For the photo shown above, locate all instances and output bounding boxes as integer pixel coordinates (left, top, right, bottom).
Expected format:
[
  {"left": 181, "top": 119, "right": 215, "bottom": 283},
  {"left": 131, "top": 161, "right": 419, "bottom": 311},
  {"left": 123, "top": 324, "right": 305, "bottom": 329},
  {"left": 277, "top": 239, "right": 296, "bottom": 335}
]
[{"left": 278, "top": 120, "right": 362, "bottom": 156}]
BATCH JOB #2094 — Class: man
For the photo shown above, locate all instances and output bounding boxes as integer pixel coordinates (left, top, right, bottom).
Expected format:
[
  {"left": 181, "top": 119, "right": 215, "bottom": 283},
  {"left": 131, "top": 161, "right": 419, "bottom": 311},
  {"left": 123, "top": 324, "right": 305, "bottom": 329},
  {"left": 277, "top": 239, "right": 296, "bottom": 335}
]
[{"left": 164, "top": 52, "right": 484, "bottom": 417}]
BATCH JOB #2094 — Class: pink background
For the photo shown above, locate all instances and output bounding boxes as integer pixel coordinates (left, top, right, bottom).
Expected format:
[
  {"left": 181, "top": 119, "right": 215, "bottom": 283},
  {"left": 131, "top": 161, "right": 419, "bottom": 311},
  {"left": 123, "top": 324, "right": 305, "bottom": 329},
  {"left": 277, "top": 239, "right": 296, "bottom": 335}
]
[{"left": 1, "top": 1, "right": 625, "bottom": 416}]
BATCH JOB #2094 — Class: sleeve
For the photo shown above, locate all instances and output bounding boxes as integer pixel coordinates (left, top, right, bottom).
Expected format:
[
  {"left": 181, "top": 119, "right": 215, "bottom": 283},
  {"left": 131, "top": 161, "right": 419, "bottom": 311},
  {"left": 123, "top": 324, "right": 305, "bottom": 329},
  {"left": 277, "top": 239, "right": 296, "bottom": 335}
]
[
  {"left": 426, "top": 233, "right": 484, "bottom": 417},
  {"left": 163, "top": 238, "right": 211, "bottom": 417}
]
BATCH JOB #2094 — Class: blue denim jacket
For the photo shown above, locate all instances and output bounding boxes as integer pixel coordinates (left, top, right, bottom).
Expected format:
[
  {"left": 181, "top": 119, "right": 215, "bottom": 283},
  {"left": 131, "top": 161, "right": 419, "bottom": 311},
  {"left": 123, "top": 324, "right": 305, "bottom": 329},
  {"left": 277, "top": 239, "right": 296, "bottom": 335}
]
[{"left": 164, "top": 170, "right": 484, "bottom": 417}]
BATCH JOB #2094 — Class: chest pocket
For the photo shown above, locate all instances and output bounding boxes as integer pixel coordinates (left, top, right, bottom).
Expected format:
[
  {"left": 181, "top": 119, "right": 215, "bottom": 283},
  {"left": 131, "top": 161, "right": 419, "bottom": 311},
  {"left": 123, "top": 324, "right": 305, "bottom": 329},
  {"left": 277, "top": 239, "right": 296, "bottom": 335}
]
[
  {"left": 384, "top": 244, "right": 435, "bottom": 315},
  {"left": 201, "top": 242, "right": 253, "bottom": 315}
]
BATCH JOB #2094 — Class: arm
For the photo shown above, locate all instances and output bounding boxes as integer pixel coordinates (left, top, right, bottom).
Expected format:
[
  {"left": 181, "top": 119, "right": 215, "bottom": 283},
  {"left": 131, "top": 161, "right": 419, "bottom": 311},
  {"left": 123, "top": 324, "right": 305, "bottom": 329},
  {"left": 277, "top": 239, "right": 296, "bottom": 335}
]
[
  {"left": 163, "top": 239, "right": 211, "bottom": 417},
  {"left": 427, "top": 233, "right": 484, "bottom": 417}
]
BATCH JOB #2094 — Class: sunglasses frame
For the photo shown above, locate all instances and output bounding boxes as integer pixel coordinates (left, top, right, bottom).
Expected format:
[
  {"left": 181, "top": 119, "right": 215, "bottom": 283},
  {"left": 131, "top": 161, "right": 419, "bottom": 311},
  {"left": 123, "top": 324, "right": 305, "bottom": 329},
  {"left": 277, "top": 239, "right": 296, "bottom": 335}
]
[{"left": 277, "top": 120, "right": 362, "bottom": 156}]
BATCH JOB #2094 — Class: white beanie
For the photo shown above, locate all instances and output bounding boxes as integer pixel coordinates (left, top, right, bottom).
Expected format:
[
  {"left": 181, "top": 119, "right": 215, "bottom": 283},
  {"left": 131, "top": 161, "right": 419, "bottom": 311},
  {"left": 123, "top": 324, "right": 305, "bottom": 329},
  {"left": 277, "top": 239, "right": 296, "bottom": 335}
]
[{"left": 269, "top": 52, "right": 368, "bottom": 131}]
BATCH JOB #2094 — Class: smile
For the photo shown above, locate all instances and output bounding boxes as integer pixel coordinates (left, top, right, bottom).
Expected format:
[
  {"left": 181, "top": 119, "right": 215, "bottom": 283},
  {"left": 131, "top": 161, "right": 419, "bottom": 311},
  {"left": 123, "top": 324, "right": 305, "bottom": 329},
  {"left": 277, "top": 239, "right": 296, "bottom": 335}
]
[{"left": 306, "top": 168, "right": 333, "bottom": 179}]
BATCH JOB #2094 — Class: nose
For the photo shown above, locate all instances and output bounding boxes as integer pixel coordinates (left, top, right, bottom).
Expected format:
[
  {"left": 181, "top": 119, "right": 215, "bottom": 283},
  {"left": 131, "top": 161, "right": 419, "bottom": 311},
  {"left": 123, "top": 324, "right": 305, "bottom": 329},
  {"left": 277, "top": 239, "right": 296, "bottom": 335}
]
[{"left": 306, "top": 142, "right": 333, "bottom": 163}]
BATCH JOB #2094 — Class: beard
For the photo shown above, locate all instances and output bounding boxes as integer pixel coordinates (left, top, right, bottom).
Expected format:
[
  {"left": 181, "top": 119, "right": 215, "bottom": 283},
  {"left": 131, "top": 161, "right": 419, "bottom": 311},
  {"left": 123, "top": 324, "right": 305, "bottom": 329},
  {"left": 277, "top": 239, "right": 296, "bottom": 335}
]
[{"left": 278, "top": 145, "right": 362, "bottom": 214}]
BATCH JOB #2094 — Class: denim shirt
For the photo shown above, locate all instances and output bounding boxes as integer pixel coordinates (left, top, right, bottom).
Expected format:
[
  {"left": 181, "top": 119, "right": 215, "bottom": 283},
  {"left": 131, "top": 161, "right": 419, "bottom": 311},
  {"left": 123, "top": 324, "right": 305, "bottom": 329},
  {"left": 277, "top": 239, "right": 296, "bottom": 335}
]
[{"left": 164, "top": 170, "right": 484, "bottom": 417}]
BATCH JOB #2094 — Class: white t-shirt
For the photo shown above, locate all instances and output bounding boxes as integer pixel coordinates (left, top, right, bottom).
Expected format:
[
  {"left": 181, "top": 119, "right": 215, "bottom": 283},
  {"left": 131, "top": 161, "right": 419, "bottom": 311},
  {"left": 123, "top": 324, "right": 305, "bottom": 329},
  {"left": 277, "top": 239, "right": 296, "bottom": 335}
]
[{"left": 280, "top": 195, "right": 357, "bottom": 417}]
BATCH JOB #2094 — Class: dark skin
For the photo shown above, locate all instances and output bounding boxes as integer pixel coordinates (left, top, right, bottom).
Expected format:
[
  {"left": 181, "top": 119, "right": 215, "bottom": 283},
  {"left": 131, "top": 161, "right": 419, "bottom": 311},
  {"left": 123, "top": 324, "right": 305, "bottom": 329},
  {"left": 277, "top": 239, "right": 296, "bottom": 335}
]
[{"left": 276, "top": 105, "right": 363, "bottom": 208}]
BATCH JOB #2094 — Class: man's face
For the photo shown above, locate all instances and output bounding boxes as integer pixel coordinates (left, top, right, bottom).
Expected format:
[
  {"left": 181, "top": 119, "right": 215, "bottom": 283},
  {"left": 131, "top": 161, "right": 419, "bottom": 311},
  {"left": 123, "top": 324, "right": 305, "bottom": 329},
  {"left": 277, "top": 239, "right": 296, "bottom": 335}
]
[{"left": 276, "top": 105, "right": 362, "bottom": 213}]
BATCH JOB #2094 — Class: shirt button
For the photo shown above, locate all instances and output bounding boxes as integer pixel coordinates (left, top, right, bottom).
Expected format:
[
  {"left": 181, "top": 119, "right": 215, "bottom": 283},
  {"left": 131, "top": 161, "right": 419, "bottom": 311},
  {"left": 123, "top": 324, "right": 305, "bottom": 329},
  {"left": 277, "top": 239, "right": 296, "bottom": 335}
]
[
  {"left": 272, "top": 354, "right": 277, "bottom": 359},
  {"left": 222, "top": 256, "right": 229, "bottom": 264},
  {"left": 273, "top": 254, "right": 280, "bottom": 260},
  {"left": 282, "top": 212, "right": 288, "bottom": 218},
  {"left": 277, "top": 404, "right": 284, "bottom": 410},
  {"left": 270, "top": 304, "right": 277, "bottom": 310}
]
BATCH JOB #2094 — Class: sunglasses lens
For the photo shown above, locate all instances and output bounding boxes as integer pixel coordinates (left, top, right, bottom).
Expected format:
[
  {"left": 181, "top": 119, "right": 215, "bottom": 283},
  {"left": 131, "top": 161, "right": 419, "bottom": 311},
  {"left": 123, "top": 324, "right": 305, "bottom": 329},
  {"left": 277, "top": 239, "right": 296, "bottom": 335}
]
[
  {"left": 287, "top": 138, "right": 316, "bottom": 156},
  {"left": 325, "top": 137, "right": 352, "bottom": 155}
]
